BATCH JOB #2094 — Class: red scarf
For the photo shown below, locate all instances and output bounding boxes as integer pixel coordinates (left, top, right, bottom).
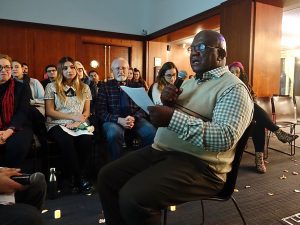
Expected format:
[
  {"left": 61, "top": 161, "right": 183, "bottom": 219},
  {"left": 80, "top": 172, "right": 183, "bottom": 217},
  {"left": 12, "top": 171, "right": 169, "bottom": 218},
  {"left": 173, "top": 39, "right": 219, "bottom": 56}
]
[{"left": 0, "top": 78, "right": 15, "bottom": 129}]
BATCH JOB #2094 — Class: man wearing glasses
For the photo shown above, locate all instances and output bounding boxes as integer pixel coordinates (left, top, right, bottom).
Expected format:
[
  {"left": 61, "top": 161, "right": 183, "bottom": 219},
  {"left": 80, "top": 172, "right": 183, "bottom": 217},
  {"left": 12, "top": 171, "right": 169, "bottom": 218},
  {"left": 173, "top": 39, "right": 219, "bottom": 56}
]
[
  {"left": 41, "top": 64, "right": 57, "bottom": 89},
  {"left": 97, "top": 30, "right": 253, "bottom": 225},
  {"left": 95, "top": 57, "right": 156, "bottom": 161}
]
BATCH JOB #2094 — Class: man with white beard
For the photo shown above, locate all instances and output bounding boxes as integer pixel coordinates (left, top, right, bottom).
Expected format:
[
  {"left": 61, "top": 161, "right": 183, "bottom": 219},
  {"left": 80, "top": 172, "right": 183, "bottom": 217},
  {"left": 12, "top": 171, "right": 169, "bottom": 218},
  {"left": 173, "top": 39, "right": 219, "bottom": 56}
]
[{"left": 95, "top": 57, "right": 156, "bottom": 160}]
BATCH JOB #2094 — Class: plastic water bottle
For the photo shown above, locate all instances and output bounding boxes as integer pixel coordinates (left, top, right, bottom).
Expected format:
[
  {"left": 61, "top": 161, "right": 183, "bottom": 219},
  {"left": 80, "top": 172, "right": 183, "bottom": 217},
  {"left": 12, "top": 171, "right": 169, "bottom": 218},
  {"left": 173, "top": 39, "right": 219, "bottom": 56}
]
[{"left": 48, "top": 168, "right": 57, "bottom": 199}]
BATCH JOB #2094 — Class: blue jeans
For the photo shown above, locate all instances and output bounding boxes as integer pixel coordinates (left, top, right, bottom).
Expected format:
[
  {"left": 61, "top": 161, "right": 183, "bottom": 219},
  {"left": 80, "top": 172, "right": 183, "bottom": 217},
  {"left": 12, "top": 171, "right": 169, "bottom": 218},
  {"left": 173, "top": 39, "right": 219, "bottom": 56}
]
[{"left": 102, "top": 118, "right": 156, "bottom": 160}]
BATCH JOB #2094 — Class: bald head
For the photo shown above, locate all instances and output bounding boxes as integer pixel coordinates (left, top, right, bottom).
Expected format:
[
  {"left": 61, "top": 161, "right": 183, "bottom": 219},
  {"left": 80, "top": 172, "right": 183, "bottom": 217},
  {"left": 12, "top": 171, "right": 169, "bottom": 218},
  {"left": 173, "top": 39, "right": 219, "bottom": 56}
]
[{"left": 190, "top": 30, "right": 227, "bottom": 77}]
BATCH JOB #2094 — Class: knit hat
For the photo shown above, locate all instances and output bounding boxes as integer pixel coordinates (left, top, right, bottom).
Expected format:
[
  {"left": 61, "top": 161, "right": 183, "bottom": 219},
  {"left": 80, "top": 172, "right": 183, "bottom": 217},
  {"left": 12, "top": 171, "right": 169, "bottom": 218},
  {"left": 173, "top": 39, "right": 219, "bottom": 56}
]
[{"left": 229, "top": 61, "right": 244, "bottom": 71}]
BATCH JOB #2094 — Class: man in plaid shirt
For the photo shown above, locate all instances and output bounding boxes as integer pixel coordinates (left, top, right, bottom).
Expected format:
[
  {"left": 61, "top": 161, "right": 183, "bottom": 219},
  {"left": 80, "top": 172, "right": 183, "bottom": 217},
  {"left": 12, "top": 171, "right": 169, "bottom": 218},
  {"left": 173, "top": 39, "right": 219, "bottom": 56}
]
[
  {"left": 95, "top": 57, "right": 156, "bottom": 160},
  {"left": 97, "top": 30, "right": 253, "bottom": 225}
]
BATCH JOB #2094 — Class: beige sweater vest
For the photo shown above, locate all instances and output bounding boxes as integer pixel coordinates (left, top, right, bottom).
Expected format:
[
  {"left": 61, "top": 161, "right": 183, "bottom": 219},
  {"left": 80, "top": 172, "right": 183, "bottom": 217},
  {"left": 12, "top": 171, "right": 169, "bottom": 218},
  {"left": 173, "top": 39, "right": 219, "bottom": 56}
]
[{"left": 152, "top": 72, "right": 251, "bottom": 179}]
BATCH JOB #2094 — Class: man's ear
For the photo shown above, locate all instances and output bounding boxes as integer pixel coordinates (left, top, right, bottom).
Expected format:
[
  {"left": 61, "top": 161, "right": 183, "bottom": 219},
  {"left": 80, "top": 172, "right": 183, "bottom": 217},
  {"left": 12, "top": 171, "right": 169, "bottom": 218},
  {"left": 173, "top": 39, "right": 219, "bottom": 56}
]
[{"left": 218, "top": 48, "right": 227, "bottom": 60}]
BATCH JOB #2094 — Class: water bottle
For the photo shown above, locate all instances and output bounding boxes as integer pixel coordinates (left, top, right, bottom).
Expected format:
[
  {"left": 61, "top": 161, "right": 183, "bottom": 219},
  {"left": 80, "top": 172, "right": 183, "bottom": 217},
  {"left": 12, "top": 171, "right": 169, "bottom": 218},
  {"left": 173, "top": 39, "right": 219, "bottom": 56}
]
[{"left": 48, "top": 168, "right": 58, "bottom": 199}]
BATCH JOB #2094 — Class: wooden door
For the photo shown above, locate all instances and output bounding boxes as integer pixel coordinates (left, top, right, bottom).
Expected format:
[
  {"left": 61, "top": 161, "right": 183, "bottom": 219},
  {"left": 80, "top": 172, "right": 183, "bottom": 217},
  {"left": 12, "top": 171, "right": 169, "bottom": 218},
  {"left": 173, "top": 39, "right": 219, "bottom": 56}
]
[{"left": 78, "top": 43, "right": 130, "bottom": 81}]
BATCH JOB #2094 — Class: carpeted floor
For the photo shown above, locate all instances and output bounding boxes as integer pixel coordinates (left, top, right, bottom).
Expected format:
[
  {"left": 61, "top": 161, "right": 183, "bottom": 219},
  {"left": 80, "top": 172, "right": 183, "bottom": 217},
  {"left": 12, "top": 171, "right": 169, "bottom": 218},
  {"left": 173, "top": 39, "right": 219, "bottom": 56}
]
[{"left": 41, "top": 130, "right": 300, "bottom": 225}]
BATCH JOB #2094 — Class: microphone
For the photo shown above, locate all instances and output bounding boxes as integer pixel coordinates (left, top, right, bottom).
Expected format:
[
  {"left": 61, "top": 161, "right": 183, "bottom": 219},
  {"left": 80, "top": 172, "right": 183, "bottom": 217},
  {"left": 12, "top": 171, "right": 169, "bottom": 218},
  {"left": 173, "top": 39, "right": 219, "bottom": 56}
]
[
  {"left": 11, "top": 172, "right": 45, "bottom": 185},
  {"left": 174, "top": 70, "right": 187, "bottom": 89}
]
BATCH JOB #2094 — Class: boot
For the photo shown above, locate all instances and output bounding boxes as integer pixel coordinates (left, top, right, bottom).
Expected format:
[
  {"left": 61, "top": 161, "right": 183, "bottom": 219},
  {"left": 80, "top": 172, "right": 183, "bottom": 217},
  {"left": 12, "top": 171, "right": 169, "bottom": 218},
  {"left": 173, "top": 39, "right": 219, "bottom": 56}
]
[
  {"left": 255, "top": 152, "right": 266, "bottom": 173},
  {"left": 274, "top": 129, "right": 299, "bottom": 143}
]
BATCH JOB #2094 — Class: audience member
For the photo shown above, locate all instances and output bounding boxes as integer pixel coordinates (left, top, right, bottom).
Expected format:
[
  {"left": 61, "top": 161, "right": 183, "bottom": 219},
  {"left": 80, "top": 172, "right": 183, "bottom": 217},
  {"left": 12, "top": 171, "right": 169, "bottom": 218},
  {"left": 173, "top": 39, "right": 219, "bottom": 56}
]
[
  {"left": 21, "top": 63, "right": 28, "bottom": 75},
  {"left": 97, "top": 30, "right": 253, "bottom": 225},
  {"left": 88, "top": 70, "right": 101, "bottom": 86},
  {"left": 0, "top": 167, "right": 46, "bottom": 225},
  {"left": 132, "top": 68, "right": 149, "bottom": 90},
  {"left": 95, "top": 57, "right": 156, "bottom": 160},
  {"left": 41, "top": 64, "right": 57, "bottom": 89},
  {"left": 229, "top": 61, "right": 298, "bottom": 173},
  {"left": 0, "top": 54, "right": 33, "bottom": 169},
  {"left": 148, "top": 61, "right": 178, "bottom": 105},
  {"left": 12, "top": 60, "right": 46, "bottom": 148},
  {"left": 44, "top": 56, "right": 93, "bottom": 193},
  {"left": 127, "top": 67, "right": 133, "bottom": 81},
  {"left": 75, "top": 61, "right": 98, "bottom": 115}
]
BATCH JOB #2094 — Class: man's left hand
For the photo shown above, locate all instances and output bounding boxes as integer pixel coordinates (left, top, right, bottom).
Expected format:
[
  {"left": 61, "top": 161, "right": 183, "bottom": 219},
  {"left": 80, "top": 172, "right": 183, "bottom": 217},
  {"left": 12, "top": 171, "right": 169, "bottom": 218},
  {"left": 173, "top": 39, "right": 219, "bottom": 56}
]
[{"left": 148, "top": 105, "right": 174, "bottom": 127}]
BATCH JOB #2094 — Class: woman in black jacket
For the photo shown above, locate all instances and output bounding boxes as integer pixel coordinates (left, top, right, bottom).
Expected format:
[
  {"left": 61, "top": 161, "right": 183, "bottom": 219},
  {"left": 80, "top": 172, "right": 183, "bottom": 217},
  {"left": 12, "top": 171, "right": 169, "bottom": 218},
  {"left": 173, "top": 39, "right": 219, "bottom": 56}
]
[{"left": 0, "top": 54, "right": 33, "bottom": 168}]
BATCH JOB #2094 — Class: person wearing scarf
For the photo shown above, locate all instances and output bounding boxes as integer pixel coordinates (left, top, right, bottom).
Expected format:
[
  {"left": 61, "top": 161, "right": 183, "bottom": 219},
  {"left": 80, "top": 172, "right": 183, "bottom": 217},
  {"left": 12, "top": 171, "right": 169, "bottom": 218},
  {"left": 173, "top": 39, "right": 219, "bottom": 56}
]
[{"left": 0, "top": 54, "right": 33, "bottom": 169}]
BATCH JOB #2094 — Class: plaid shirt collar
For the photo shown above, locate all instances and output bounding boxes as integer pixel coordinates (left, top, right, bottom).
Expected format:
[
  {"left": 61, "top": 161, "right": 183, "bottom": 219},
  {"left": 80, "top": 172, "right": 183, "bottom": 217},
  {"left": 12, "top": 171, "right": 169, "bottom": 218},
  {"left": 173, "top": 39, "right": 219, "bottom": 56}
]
[{"left": 196, "top": 66, "right": 229, "bottom": 82}]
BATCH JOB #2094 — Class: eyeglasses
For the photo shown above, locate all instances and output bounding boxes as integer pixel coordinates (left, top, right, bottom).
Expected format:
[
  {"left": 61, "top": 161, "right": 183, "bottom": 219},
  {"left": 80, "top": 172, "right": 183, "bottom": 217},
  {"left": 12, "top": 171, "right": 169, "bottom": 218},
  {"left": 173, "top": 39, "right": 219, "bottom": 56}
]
[
  {"left": 47, "top": 69, "right": 57, "bottom": 73},
  {"left": 187, "top": 43, "right": 221, "bottom": 53},
  {"left": 0, "top": 65, "right": 12, "bottom": 71}
]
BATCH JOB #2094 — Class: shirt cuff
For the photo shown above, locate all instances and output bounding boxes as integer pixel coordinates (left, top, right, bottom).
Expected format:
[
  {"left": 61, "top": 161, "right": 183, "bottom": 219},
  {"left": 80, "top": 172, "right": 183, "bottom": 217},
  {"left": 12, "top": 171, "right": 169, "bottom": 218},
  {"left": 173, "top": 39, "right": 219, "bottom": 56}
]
[{"left": 168, "top": 110, "right": 189, "bottom": 133}]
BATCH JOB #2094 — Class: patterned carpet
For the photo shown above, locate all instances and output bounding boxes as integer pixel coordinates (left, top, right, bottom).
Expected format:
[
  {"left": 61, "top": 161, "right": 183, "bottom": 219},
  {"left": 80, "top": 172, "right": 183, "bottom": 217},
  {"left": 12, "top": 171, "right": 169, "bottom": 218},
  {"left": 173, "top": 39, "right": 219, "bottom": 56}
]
[{"left": 42, "top": 131, "right": 300, "bottom": 225}]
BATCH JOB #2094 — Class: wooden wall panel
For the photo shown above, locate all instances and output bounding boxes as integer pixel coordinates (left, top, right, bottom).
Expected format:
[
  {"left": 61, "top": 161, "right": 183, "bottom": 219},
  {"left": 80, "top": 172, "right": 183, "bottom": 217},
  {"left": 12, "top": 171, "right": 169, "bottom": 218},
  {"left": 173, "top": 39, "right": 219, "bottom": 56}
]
[
  {"left": 0, "top": 20, "right": 143, "bottom": 82},
  {"left": 252, "top": 2, "right": 282, "bottom": 96},
  {"left": 33, "top": 29, "right": 77, "bottom": 77},
  {"left": 220, "top": 0, "right": 253, "bottom": 79}
]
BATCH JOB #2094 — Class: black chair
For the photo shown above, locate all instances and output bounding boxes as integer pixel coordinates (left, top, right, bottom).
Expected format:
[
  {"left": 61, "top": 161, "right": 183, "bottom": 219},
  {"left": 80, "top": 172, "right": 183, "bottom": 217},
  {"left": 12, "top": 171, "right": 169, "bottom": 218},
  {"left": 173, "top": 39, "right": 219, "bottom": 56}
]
[
  {"left": 269, "top": 96, "right": 297, "bottom": 156},
  {"left": 162, "top": 122, "right": 254, "bottom": 225}
]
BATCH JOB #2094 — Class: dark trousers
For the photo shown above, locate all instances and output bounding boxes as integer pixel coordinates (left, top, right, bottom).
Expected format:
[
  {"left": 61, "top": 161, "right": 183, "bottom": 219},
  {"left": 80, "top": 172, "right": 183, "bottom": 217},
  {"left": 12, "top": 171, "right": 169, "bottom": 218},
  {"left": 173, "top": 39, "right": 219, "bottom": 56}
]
[
  {"left": 252, "top": 103, "right": 279, "bottom": 152},
  {"left": 0, "top": 172, "right": 46, "bottom": 225},
  {"left": 0, "top": 127, "right": 33, "bottom": 169},
  {"left": 48, "top": 125, "right": 93, "bottom": 180},
  {"left": 97, "top": 146, "right": 224, "bottom": 225}
]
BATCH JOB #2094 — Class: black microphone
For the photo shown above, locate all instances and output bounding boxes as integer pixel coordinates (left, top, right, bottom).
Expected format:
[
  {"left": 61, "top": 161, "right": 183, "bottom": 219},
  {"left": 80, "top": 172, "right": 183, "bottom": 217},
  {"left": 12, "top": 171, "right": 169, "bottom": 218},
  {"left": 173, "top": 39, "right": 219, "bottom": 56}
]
[
  {"left": 174, "top": 70, "right": 187, "bottom": 89},
  {"left": 11, "top": 172, "right": 45, "bottom": 185}
]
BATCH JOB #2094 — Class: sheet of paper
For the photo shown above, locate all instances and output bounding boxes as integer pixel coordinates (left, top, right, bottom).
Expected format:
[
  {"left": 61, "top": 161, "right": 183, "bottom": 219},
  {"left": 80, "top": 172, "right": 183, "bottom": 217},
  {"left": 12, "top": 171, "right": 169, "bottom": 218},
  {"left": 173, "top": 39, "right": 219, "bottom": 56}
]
[
  {"left": 60, "top": 125, "right": 93, "bottom": 136},
  {"left": 120, "top": 86, "right": 154, "bottom": 114}
]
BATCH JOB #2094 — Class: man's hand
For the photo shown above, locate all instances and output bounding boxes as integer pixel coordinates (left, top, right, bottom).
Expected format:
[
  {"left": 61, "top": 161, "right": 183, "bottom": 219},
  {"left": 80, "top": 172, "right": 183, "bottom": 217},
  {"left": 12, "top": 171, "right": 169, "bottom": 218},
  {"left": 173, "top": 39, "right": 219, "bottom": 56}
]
[
  {"left": 118, "top": 116, "right": 135, "bottom": 129},
  {"left": 148, "top": 105, "right": 174, "bottom": 127},
  {"left": 0, "top": 168, "right": 24, "bottom": 194},
  {"left": 160, "top": 84, "right": 182, "bottom": 106}
]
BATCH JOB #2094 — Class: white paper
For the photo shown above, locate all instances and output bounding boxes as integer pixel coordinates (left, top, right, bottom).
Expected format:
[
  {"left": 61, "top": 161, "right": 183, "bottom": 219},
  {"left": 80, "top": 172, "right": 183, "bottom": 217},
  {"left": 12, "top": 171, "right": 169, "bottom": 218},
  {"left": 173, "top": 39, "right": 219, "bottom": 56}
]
[
  {"left": 120, "top": 86, "right": 154, "bottom": 114},
  {"left": 60, "top": 125, "right": 93, "bottom": 136}
]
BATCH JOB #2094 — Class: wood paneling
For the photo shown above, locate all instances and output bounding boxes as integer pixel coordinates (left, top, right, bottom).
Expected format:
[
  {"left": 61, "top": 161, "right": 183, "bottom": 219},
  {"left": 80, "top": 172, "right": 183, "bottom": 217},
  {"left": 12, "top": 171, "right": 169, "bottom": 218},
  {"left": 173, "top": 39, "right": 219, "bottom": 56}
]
[
  {"left": 0, "top": 20, "right": 144, "bottom": 82},
  {"left": 221, "top": 0, "right": 282, "bottom": 96},
  {"left": 252, "top": 2, "right": 282, "bottom": 96}
]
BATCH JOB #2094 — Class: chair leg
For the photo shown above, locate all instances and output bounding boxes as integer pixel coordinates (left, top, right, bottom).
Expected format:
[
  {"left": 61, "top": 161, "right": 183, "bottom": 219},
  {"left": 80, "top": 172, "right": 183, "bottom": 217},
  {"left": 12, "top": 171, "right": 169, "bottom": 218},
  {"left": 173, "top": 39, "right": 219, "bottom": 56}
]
[
  {"left": 200, "top": 200, "right": 205, "bottom": 225},
  {"left": 231, "top": 196, "right": 247, "bottom": 225}
]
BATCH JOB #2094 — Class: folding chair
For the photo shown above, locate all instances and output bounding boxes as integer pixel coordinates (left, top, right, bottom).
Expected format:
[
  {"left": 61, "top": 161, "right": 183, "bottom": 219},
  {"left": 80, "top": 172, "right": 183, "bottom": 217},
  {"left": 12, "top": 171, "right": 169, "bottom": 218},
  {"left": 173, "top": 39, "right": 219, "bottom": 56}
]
[
  {"left": 162, "top": 122, "right": 254, "bottom": 225},
  {"left": 269, "top": 96, "right": 297, "bottom": 156}
]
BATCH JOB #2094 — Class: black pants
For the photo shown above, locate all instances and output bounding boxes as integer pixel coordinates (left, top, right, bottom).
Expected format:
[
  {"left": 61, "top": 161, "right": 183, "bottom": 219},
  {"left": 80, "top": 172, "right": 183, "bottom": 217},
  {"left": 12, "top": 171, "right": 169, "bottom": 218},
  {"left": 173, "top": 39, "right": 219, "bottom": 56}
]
[
  {"left": 0, "top": 127, "right": 33, "bottom": 169},
  {"left": 48, "top": 125, "right": 93, "bottom": 180},
  {"left": 97, "top": 146, "right": 224, "bottom": 225},
  {"left": 252, "top": 103, "right": 279, "bottom": 153},
  {"left": 0, "top": 172, "right": 46, "bottom": 225}
]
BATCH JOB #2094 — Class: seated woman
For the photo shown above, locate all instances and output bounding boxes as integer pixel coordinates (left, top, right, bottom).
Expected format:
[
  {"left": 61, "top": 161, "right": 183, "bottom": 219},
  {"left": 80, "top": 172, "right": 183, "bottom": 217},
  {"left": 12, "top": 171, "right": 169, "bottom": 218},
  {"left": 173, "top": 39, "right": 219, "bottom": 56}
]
[
  {"left": 148, "top": 61, "right": 178, "bottom": 105},
  {"left": 0, "top": 54, "right": 33, "bottom": 169},
  {"left": 132, "top": 68, "right": 149, "bottom": 91},
  {"left": 229, "top": 61, "right": 299, "bottom": 173},
  {"left": 44, "top": 56, "right": 94, "bottom": 193},
  {"left": 12, "top": 60, "right": 46, "bottom": 147}
]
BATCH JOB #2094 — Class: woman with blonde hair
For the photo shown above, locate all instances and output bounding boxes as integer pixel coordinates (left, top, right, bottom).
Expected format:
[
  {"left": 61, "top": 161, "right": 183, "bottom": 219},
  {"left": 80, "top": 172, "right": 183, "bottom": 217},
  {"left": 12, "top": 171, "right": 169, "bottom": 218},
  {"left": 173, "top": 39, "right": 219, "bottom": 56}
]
[{"left": 45, "top": 56, "right": 93, "bottom": 193}]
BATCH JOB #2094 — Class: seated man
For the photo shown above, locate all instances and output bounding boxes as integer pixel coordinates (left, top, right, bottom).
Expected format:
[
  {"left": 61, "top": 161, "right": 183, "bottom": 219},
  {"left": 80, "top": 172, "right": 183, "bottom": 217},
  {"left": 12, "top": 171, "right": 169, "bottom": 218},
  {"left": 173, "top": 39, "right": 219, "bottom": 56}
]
[
  {"left": 97, "top": 30, "right": 253, "bottom": 225},
  {"left": 0, "top": 167, "right": 46, "bottom": 225},
  {"left": 95, "top": 57, "right": 156, "bottom": 160}
]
